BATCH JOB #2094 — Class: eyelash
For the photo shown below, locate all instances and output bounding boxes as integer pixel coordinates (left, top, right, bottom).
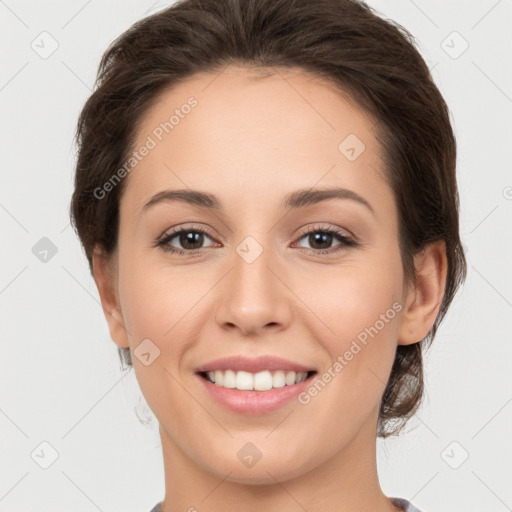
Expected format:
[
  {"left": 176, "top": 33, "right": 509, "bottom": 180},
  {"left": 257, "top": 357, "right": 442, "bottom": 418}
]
[{"left": 155, "top": 224, "right": 358, "bottom": 256}]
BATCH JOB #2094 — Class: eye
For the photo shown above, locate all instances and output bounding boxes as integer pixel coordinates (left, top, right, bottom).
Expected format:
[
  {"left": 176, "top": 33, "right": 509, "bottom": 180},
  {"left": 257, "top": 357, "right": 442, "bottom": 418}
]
[
  {"left": 155, "top": 223, "right": 358, "bottom": 256},
  {"left": 293, "top": 224, "right": 357, "bottom": 254},
  {"left": 155, "top": 226, "right": 218, "bottom": 255}
]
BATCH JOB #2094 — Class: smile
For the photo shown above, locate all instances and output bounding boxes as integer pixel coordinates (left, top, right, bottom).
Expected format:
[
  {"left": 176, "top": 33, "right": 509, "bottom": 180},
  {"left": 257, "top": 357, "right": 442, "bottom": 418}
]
[
  {"left": 194, "top": 355, "right": 318, "bottom": 413},
  {"left": 200, "top": 369, "right": 316, "bottom": 390},
  {"left": 196, "top": 370, "right": 317, "bottom": 414}
]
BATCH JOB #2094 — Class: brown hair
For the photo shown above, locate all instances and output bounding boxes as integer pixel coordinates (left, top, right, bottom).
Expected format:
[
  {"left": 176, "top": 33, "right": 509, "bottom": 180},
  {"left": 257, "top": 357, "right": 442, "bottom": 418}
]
[{"left": 69, "top": 0, "right": 467, "bottom": 437}]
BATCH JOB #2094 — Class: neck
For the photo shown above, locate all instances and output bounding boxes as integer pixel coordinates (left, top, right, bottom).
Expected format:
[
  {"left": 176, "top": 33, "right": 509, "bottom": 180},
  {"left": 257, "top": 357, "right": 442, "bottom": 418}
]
[{"left": 157, "top": 408, "right": 401, "bottom": 512}]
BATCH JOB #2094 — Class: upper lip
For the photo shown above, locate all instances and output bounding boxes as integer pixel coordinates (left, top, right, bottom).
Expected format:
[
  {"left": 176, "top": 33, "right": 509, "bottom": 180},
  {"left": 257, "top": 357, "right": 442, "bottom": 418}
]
[{"left": 195, "top": 355, "right": 316, "bottom": 374}]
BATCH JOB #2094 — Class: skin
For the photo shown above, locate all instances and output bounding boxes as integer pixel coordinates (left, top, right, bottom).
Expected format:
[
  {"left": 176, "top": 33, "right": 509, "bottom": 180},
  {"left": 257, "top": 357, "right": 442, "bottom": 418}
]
[{"left": 92, "top": 65, "right": 447, "bottom": 512}]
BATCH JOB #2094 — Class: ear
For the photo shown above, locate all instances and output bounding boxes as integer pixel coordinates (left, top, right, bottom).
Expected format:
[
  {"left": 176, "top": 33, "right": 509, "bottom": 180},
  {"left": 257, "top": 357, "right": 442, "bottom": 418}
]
[
  {"left": 398, "top": 240, "right": 448, "bottom": 345},
  {"left": 91, "top": 245, "right": 130, "bottom": 349}
]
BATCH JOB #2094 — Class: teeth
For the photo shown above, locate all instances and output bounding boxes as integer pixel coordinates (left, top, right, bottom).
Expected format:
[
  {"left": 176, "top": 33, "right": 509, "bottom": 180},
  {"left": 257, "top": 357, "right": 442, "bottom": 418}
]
[
  {"left": 222, "top": 370, "right": 236, "bottom": 388},
  {"left": 205, "top": 370, "right": 309, "bottom": 390}
]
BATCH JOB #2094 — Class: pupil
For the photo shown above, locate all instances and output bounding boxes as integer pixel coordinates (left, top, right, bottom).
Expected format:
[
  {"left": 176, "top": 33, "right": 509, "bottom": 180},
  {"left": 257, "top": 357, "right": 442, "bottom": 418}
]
[
  {"left": 310, "top": 232, "right": 332, "bottom": 249},
  {"left": 181, "top": 231, "right": 203, "bottom": 250}
]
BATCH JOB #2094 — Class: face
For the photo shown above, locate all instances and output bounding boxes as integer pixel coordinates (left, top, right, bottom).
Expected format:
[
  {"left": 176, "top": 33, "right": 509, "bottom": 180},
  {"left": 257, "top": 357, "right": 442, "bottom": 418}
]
[{"left": 98, "top": 65, "right": 420, "bottom": 484}]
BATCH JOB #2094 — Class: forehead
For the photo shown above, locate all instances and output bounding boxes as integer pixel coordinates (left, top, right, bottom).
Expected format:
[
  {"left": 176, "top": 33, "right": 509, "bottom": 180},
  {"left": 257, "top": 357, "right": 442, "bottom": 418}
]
[{"left": 123, "top": 65, "right": 390, "bottom": 217}]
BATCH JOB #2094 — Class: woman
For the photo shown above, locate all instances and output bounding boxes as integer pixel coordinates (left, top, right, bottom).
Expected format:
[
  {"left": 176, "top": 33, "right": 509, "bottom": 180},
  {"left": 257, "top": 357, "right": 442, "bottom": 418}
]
[{"left": 70, "top": 0, "right": 467, "bottom": 510}]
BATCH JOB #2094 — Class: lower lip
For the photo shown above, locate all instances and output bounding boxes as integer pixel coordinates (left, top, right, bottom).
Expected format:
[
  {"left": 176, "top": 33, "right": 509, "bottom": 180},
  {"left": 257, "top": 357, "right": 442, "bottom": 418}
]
[{"left": 196, "top": 373, "right": 315, "bottom": 414}]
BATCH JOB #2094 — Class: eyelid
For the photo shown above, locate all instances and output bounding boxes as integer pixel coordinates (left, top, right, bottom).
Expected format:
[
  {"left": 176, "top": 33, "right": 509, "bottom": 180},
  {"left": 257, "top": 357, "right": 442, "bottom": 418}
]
[
  {"left": 158, "top": 222, "right": 354, "bottom": 242},
  {"left": 157, "top": 223, "right": 218, "bottom": 243},
  {"left": 294, "top": 222, "right": 354, "bottom": 241},
  {"left": 155, "top": 222, "right": 358, "bottom": 255}
]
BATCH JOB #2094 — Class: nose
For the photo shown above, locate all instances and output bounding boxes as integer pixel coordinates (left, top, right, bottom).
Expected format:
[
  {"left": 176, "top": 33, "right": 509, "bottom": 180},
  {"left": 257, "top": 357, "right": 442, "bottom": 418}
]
[{"left": 214, "top": 242, "right": 293, "bottom": 338}]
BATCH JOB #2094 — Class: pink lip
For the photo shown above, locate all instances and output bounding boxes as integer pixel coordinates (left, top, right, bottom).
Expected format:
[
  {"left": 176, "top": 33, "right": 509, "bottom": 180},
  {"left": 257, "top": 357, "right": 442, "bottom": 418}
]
[
  {"left": 194, "top": 355, "right": 315, "bottom": 373},
  {"left": 196, "top": 372, "right": 315, "bottom": 414}
]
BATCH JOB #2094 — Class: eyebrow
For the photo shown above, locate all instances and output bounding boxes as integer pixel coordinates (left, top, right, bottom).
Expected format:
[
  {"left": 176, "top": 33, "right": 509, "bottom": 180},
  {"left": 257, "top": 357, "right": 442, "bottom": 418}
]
[{"left": 141, "top": 187, "right": 375, "bottom": 216}]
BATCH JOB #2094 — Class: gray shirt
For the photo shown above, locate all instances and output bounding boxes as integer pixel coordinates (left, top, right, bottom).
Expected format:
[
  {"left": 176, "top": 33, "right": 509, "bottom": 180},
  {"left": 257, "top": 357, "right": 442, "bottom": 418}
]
[
  {"left": 391, "top": 497, "right": 423, "bottom": 511},
  {"left": 149, "top": 497, "right": 422, "bottom": 511}
]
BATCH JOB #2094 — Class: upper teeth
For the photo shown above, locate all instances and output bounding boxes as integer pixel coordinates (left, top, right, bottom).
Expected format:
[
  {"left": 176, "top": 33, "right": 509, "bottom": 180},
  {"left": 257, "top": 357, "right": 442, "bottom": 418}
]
[{"left": 207, "top": 370, "right": 308, "bottom": 390}]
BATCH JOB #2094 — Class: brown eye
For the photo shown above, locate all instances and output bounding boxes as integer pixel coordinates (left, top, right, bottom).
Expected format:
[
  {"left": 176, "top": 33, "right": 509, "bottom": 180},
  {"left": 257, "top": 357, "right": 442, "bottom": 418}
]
[
  {"left": 156, "top": 227, "right": 217, "bottom": 254},
  {"left": 294, "top": 226, "right": 357, "bottom": 254}
]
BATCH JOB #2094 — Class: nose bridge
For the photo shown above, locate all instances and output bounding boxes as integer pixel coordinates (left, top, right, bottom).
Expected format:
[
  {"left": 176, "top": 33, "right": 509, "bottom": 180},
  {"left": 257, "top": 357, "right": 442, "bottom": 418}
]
[
  {"left": 231, "top": 232, "right": 279, "bottom": 307},
  {"left": 215, "top": 229, "right": 292, "bottom": 335},
  {"left": 235, "top": 233, "right": 275, "bottom": 293}
]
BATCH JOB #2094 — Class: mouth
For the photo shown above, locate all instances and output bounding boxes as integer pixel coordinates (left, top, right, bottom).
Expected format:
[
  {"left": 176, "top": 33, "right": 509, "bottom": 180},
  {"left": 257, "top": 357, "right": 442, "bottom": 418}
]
[
  {"left": 197, "top": 369, "right": 318, "bottom": 391},
  {"left": 195, "top": 369, "right": 318, "bottom": 414},
  {"left": 193, "top": 355, "right": 318, "bottom": 413}
]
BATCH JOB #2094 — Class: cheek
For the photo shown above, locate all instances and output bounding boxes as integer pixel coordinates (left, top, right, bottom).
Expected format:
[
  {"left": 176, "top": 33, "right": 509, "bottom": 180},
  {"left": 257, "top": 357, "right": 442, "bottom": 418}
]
[
  {"left": 294, "top": 262, "right": 403, "bottom": 426},
  {"left": 298, "top": 254, "right": 403, "bottom": 342},
  {"left": 118, "top": 232, "right": 404, "bottom": 352},
  {"left": 294, "top": 251, "right": 404, "bottom": 407},
  {"left": 117, "top": 252, "right": 214, "bottom": 370},
  {"left": 116, "top": 264, "right": 195, "bottom": 413}
]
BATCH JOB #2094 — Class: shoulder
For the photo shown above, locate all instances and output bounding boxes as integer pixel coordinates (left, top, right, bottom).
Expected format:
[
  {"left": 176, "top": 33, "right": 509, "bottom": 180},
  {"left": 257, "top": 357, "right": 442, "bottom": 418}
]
[
  {"left": 149, "top": 499, "right": 422, "bottom": 512},
  {"left": 390, "top": 497, "right": 423, "bottom": 512}
]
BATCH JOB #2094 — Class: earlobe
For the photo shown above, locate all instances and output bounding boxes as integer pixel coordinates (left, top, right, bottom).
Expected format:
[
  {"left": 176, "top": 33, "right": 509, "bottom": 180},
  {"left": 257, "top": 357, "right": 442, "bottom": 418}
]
[
  {"left": 397, "top": 240, "right": 448, "bottom": 346},
  {"left": 91, "top": 245, "right": 130, "bottom": 349}
]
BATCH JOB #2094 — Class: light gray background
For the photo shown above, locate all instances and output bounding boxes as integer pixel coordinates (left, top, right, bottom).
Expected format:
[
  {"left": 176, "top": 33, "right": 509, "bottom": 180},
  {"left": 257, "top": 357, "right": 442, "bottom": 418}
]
[{"left": 1, "top": 1, "right": 511, "bottom": 511}]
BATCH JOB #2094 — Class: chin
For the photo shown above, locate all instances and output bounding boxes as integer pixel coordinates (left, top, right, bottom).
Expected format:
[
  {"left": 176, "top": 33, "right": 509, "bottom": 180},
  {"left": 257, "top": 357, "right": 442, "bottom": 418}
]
[{"left": 197, "top": 446, "right": 314, "bottom": 485}]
